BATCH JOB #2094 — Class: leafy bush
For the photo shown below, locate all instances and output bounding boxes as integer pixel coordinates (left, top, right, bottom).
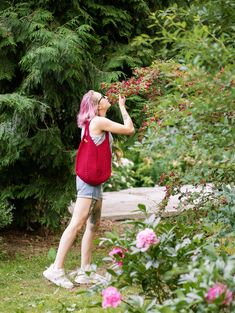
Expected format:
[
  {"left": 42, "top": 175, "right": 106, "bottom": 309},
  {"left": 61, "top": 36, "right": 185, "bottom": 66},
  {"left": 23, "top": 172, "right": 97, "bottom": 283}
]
[
  {"left": 102, "top": 60, "right": 234, "bottom": 188},
  {"left": 206, "top": 185, "right": 235, "bottom": 237},
  {"left": 159, "top": 251, "right": 235, "bottom": 312},
  {"left": 85, "top": 184, "right": 235, "bottom": 312},
  {"left": 104, "top": 154, "right": 136, "bottom": 192},
  {"left": 99, "top": 208, "right": 205, "bottom": 301},
  {"left": 120, "top": 251, "right": 235, "bottom": 313},
  {"left": 139, "top": 0, "right": 235, "bottom": 71},
  {"left": 0, "top": 200, "right": 13, "bottom": 229}
]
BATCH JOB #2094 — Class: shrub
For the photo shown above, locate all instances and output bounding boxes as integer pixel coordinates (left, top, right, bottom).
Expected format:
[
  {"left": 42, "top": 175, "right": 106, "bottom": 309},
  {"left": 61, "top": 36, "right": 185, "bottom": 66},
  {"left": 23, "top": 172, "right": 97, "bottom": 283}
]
[
  {"left": 0, "top": 200, "right": 13, "bottom": 229},
  {"left": 99, "top": 206, "right": 206, "bottom": 301},
  {"left": 103, "top": 60, "right": 234, "bottom": 187},
  {"left": 84, "top": 183, "right": 235, "bottom": 312}
]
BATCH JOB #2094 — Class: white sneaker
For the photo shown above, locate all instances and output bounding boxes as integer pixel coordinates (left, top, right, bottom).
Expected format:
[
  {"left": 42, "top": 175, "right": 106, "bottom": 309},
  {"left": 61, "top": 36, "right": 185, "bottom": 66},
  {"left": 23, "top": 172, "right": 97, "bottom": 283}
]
[
  {"left": 43, "top": 264, "right": 74, "bottom": 289},
  {"left": 68, "top": 267, "right": 80, "bottom": 278},
  {"left": 73, "top": 266, "right": 106, "bottom": 285}
]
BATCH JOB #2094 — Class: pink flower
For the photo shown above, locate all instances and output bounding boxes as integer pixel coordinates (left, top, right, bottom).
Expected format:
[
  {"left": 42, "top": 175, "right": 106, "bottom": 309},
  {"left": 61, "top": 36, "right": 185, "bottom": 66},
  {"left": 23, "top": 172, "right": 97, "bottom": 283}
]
[
  {"left": 206, "top": 283, "right": 233, "bottom": 306},
  {"left": 109, "top": 247, "right": 126, "bottom": 267},
  {"left": 224, "top": 290, "right": 233, "bottom": 306},
  {"left": 136, "top": 228, "right": 160, "bottom": 251},
  {"left": 102, "top": 287, "right": 122, "bottom": 308}
]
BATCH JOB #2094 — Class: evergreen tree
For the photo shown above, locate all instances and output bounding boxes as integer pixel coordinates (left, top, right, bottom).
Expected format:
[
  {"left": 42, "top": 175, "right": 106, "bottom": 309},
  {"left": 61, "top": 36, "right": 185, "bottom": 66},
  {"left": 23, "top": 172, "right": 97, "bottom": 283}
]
[{"left": 0, "top": 0, "right": 155, "bottom": 229}]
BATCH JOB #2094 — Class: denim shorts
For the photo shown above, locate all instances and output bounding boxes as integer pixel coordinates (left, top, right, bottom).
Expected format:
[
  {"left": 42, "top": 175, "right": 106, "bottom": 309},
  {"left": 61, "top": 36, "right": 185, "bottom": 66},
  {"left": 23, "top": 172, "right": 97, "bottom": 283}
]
[{"left": 76, "top": 176, "right": 103, "bottom": 200}]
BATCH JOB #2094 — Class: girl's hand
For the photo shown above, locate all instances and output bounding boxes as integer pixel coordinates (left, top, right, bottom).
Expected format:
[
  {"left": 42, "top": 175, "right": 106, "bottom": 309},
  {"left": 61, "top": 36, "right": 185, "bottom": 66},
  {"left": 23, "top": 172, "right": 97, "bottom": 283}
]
[{"left": 118, "top": 94, "right": 126, "bottom": 107}]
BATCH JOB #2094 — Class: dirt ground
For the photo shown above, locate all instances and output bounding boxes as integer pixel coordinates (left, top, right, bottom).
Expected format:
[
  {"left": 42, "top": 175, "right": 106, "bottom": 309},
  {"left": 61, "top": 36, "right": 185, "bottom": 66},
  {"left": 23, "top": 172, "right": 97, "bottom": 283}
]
[{"left": 0, "top": 219, "right": 124, "bottom": 257}]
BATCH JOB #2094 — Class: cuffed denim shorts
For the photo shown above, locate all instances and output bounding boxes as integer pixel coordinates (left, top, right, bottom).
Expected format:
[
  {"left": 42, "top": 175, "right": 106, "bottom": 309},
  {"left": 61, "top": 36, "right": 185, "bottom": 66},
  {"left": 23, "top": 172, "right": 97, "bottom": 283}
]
[{"left": 76, "top": 176, "right": 103, "bottom": 200}]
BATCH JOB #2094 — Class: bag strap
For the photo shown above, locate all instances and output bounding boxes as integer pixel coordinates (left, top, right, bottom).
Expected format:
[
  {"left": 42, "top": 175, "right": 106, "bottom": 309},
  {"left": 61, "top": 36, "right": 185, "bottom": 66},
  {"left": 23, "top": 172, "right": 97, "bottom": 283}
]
[
  {"left": 84, "top": 119, "right": 109, "bottom": 142},
  {"left": 84, "top": 120, "right": 90, "bottom": 138}
]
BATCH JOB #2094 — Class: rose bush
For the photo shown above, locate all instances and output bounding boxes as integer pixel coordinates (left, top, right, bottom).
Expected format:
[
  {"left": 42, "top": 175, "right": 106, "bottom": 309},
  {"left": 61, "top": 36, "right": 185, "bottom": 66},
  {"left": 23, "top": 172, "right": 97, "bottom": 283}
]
[
  {"left": 113, "top": 251, "right": 235, "bottom": 312},
  {"left": 101, "top": 67, "right": 161, "bottom": 105},
  {"left": 154, "top": 250, "right": 235, "bottom": 312},
  {"left": 88, "top": 207, "right": 235, "bottom": 312},
  {"left": 84, "top": 183, "right": 235, "bottom": 312},
  {"left": 98, "top": 206, "right": 206, "bottom": 301}
]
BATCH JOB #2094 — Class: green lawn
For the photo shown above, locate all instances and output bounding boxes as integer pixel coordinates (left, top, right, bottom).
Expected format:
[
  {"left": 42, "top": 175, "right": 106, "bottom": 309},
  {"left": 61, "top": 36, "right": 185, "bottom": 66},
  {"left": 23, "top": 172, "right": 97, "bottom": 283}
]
[{"left": 0, "top": 222, "right": 124, "bottom": 313}]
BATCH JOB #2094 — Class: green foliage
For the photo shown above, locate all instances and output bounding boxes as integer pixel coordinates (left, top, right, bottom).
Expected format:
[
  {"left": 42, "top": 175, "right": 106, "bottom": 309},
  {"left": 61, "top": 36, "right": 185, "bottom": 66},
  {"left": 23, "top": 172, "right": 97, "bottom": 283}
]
[
  {"left": 101, "top": 59, "right": 234, "bottom": 189},
  {"left": 100, "top": 212, "right": 206, "bottom": 300},
  {"left": 0, "top": 200, "right": 13, "bottom": 229},
  {"left": 99, "top": 0, "right": 235, "bottom": 191},
  {"left": 146, "top": 0, "right": 235, "bottom": 71},
  {"left": 0, "top": 94, "right": 48, "bottom": 166},
  {"left": 87, "top": 184, "right": 235, "bottom": 312},
  {"left": 207, "top": 185, "right": 235, "bottom": 237},
  {"left": 150, "top": 251, "right": 235, "bottom": 312},
  {"left": 0, "top": 1, "right": 156, "bottom": 229},
  {"left": 130, "top": 60, "right": 234, "bottom": 186},
  {"left": 104, "top": 152, "right": 136, "bottom": 192}
]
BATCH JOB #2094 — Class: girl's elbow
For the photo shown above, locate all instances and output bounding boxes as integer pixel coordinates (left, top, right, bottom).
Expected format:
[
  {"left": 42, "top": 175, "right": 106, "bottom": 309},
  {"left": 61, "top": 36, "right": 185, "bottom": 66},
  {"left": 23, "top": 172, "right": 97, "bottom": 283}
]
[{"left": 128, "top": 127, "right": 135, "bottom": 136}]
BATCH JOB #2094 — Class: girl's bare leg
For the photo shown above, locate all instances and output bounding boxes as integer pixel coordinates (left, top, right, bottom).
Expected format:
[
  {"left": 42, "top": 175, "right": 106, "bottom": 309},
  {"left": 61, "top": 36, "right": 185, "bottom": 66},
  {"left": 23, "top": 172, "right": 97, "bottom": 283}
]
[
  {"left": 81, "top": 199, "right": 102, "bottom": 268},
  {"left": 53, "top": 197, "right": 94, "bottom": 269}
]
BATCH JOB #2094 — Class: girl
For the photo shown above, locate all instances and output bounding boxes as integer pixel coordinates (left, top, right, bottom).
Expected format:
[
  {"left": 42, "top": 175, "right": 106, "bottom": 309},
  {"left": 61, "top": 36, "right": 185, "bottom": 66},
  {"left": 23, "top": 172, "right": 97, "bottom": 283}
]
[{"left": 43, "top": 90, "right": 134, "bottom": 288}]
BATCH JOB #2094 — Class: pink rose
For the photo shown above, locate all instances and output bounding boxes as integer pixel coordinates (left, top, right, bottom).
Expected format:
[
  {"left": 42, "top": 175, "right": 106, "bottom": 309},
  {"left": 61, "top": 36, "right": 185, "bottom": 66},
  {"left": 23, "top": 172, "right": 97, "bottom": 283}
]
[
  {"left": 102, "top": 286, "right": 122, "bottom": 308},
  {"left": 109, "top": 247, "right": 126, "bottom": 266},
  {"left": 136, "top": 228, "right": 160, "bottom": 251},
  {"left": 206, "top": 283, "right": 233, "bottom": 306}
]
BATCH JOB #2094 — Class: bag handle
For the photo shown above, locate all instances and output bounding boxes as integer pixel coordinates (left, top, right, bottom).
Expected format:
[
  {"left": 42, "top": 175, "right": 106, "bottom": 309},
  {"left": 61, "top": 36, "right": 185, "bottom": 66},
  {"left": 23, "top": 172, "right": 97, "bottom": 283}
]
[
  {"left": 84, "top": 119, "right": 109, "bottom": 141},
  {"left": 84, "top": 120, "right": 90, "bottom": 138}
]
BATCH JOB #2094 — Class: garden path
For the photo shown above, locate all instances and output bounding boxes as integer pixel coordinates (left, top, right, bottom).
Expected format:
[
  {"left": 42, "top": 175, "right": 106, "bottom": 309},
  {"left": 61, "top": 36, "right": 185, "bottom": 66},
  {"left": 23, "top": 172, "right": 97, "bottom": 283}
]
[{"left": 101, "top": 184, "right": 213, "bottom": 220}]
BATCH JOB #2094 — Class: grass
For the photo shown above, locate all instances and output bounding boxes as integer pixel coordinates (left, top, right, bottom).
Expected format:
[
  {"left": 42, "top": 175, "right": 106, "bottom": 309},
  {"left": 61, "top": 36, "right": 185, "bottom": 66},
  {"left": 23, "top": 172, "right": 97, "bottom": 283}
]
[{"left": 0, "top": 220, "right": 125, "bottom": 313}]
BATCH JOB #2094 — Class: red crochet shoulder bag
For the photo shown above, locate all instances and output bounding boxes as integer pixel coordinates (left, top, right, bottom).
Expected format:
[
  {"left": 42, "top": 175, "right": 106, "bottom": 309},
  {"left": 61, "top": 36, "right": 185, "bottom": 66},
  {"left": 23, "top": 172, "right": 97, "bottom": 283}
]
[{"left": 75, "top": 120, "right": 112, "bottom": 186}]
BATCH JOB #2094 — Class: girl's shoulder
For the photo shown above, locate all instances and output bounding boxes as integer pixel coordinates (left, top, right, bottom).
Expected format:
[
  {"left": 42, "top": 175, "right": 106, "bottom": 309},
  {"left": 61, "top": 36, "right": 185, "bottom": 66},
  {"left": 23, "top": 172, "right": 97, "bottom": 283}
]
[
  {"left": 90, "top": 116, "right": 111, "bottom": 128},
  {"left": 89, "top": 116, "right": 108, "bottom": 136},
  {"left": 91, "top": 116, "right": 109, "bottom": 122}
]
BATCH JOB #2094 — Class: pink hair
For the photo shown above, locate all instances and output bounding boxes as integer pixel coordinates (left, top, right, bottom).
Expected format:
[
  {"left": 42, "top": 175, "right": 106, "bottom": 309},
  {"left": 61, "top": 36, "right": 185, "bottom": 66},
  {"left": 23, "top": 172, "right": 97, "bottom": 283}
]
[{"left": 77, "top": 90, "right": 98, "bottom": 128}]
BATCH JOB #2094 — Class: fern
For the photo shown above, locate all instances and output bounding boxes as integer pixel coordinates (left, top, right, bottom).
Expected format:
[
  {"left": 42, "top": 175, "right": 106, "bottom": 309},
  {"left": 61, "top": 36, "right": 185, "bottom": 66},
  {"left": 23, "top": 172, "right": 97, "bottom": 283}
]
[{"left": 0, "top": 92, "right": 48, "bottom": 113}]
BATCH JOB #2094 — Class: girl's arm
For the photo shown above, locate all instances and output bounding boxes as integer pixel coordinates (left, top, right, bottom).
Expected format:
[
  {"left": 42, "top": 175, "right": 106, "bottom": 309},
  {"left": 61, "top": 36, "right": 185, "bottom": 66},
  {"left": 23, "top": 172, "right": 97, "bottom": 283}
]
[{"left": 94, "top": 95, "right": 135, "bottom": 135}]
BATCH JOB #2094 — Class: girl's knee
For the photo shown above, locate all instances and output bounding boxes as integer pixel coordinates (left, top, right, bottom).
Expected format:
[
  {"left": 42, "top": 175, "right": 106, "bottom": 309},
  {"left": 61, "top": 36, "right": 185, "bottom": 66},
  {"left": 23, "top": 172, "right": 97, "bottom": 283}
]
[{"left": 68, "top": 219, "right": 86, "bottom": 234}]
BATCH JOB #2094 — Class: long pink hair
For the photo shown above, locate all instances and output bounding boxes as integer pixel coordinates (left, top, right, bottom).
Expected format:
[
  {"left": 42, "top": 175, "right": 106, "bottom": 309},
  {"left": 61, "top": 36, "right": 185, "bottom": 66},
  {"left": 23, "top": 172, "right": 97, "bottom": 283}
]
[{"left": 77, "top": 90, "right": 98, "bottom": 128}]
